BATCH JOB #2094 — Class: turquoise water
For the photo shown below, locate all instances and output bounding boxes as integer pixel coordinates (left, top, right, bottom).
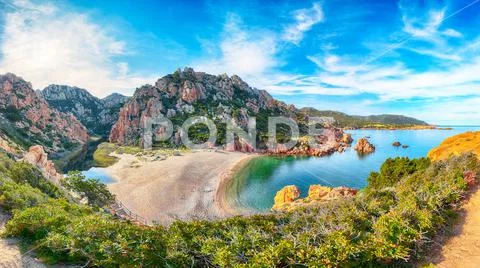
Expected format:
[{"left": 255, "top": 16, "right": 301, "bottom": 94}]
[
  {"left": 230, "top": 127, "right": 480, "bottom": 211},
  {"left": 82, "top": 167, "right": 116, "bottom": 184}
]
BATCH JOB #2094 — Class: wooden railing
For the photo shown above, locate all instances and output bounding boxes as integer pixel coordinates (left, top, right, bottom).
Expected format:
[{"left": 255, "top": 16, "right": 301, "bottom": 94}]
[{"left": 110, "top": 200, "right": 148, "bottom": 225}]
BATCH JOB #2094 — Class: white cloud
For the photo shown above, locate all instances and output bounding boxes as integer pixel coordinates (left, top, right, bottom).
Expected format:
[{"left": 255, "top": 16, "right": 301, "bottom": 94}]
[
  {"left": 442, "top": 28, "right": 462, "bottom": 38},
  {"left": 282, "top": 2, "right": 324, "bottom": 45},
  {"left": 0, "top": 0, "right": 155, "bottom": 97},
  {"left": 194, "top": 14, "right": 278, "bottom": 79}
]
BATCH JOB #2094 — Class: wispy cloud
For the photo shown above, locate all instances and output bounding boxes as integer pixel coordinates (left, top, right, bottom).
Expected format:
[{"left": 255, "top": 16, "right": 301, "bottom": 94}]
[
  {"left": 0, "top": 0, "right": 155, "bottom": 97},
  {"left": 282, "top": 2, "right": 324, "bottom": 45}
]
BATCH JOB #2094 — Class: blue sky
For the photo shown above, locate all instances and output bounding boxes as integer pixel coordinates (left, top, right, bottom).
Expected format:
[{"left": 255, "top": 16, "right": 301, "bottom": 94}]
[{"left": 0, "top": 0, "right": 480, "bottom": 124}]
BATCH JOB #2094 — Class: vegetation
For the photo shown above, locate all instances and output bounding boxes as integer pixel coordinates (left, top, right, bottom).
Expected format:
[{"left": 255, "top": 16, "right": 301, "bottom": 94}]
[
  {"left": 301, "top": 108, "right": 431, "bottom": 129},
  {"left": 428, "top": 131, "right": 480, "bottom": 161},
  {"left": 0, "top": 147, "right": 478, "bottom": 266},
  {"left": 62, "top": 171, "right": 115, "bottom": 207},
  {"left": 92, "top": 142, "right": 122, "bottom": 167}
]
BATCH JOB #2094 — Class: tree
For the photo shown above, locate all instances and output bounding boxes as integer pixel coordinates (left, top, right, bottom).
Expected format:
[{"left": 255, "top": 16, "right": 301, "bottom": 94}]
[{"left": 63, "top": 171, "right": 114, "bottom": 207}]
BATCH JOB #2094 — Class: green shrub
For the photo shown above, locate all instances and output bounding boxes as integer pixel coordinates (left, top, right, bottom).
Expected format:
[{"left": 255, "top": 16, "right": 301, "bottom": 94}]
[
  {"left": 9, "top": 162, "right": 63, "bottom": 198},
  {"left": 1, "top": 152, "right": 478, "bottom": 266}
]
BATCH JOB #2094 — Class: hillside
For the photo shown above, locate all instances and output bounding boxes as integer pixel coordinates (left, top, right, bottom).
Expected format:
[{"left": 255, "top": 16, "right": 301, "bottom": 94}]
[
  {"left": 110, "top": 68, "right": 304, "bottom": 148},
  {"left": 428, "top": 131, "right": 480, "bottom": 161},
  {"left": 0, "top": 73, "right": 88, "bottom": 156},
  {"left": 40, "top": 85, "right": 129, "bottom": 137},
  {"left": 300, "top": 108, "right": 430, "bottom": 128}
]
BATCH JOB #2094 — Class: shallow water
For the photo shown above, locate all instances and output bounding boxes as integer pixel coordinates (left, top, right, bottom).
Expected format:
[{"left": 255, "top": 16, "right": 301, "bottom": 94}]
[
  {"left": 230, "top": 127, "right": 480, "bottom": 211},
  {"left": 82, "top": 167, "right": 116, "bottom": 184}
]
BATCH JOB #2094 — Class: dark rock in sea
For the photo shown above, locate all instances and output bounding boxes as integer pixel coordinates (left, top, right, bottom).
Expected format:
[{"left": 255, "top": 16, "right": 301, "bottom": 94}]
[
  {"left": 402, "top": 145, "right": 409, "bottom": 148},
  {"left": 393, "top": 141, "right": 402, "bottom": 147}
]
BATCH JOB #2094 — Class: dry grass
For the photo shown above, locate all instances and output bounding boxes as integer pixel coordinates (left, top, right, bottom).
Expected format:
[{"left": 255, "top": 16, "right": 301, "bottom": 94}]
[{"left": 428, "top": 131, "right": 480, "bottom": 161}]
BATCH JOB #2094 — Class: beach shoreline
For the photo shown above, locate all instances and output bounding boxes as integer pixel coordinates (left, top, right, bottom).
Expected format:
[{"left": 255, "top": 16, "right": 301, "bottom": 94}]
[
  {"left": 215, "top": 154, "right": 258, "bottom": 217},
  {"left": 102, "top": 150, "right": 256, "bottom": 225}
]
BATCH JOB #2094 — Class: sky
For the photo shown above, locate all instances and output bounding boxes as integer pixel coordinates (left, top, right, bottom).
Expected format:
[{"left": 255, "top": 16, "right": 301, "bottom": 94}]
[{"left": 0, "top": 0, "right": 479, "bottom": 125}]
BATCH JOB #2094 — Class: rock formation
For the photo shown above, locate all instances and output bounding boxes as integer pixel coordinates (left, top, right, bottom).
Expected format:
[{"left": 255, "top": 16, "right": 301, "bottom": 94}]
[
  {"left": 355, "top": 138, "right": 375, "bottom": 154},
  {"left": 40, "top": 85, "right": 129, "bottom": 137},
  {"left": 392, "top": 141, "right": 401, "bottom": 147},
  {"left": 22, "top": 145, "right": 63, "bottom": 184},
  {"left": 272, "top": 184, "right": 358, "bottom": 211},
  {"left": 0, "top": 73, "right": 88, "bottom": 154},
  {"left": 109, "top": 68, "right": 299, "bottom": 148},
  {"left": 266, "top": 129, "right": 353, "bottom": 156},
  {"left": 428, "top": 131, "right": 480, "bottom": 161},
  {"left": 108, "top": 68, "right": 353, "bottom": 155},
  {"left": 272, "top": 185, "right": 300, "bottom": 211}
]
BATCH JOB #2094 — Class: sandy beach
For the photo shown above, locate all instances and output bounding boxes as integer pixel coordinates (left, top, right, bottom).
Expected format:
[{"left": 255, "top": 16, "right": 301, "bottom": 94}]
[{"left": 105, "top": 150, "right": 256, "bottom": 225}]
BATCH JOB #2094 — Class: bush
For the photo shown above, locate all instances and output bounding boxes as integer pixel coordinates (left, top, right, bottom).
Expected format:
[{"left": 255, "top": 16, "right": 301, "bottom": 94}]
[
  {"left": 1, "top": 151, "right": 479, "bottom": 266},
  {"left": 9, "top": 162, "right": 63, "bottom": 198}
]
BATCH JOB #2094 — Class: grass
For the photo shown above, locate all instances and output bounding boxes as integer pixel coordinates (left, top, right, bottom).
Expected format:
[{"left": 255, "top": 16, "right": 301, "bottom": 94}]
[{"left": 93, "top": 142, "right": 190, "bottom": 167}]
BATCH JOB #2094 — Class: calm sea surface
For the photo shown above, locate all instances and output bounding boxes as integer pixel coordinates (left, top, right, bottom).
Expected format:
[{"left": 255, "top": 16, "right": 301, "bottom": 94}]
[{"left": 228, "top": 127, "right": 480, "bottom": 211}]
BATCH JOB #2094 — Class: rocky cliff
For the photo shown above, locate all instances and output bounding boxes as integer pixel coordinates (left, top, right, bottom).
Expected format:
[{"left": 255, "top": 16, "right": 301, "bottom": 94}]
[
  {"left": 0, "top": 73, "right": 88, "bottom": 155},
  {"left": 109, "top": 68, "right": 353, "bottom": 153},
  {"left": 40, "top": 85, "right": 129, "bottom": 137},
  {"left": 22, "top": 145, "right": 63, "bottom": 184}
]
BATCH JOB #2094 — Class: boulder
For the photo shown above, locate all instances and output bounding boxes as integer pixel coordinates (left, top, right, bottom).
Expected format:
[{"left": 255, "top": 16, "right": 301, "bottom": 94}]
[
  {"left": 342, "top": 133, "right": 353, "bottom": 144},
  {"left": 392, "top": 141, "right": 401, "bottom": 147},
  {"left": 354, "top": 138, "right": 375, "bottom": 154},
  {"left": 272, "top": 185, "right": 301, "bottom": 210},
  {"left": 402, "top": 145, "right": 409, "bottom": 148}
]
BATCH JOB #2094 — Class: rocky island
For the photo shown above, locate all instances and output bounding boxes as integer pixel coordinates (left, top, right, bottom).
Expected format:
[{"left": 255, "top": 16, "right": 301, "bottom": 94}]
[{"left": 354, "top": 137, "right": 376, "bottom": 154}]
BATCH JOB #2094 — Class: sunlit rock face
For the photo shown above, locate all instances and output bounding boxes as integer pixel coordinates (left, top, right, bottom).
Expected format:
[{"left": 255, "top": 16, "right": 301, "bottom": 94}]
[
  {"left": 108, "top": 68, "right": 352, "bottom": 153},
  {"left": 22, "top": 145, "right": 63, "bottom": 184},
  {"left": 354, "top": 137, "right": 375, "bottom": 154},
  {"left": 272, "top": 184, "right": 358, "bottom": 211},
  {"left": 109, "top": 67, "right": 298, "bottom": 148}
]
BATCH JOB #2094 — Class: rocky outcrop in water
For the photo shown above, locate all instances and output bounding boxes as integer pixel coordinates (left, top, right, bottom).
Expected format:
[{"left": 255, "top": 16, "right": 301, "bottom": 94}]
[
  {"left": 355, "top": 138, "right": 375, "bottom": 154},
  {"left": 272, "top": 184, "right": 358, "bottom": 211},
  {"left": 22, "top": 145, "right": 63, "bottom": 184},
  {"left": 40, "top": 85, "right": 129, "bottom": 137},
  {"left": 266, "top": 129, "right": 352, "bottom": 156},
  {"left": 0, "top": 73, "right": 88, "bottom": 154},
  {"left": 393, "top": 141, "right": 401, "bottom": 147}
]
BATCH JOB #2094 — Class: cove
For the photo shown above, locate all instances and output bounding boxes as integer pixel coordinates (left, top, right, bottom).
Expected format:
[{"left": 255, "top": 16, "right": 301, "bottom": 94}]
[{"left": 229, "top": 127, "right": 480, "bottom": 211}]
